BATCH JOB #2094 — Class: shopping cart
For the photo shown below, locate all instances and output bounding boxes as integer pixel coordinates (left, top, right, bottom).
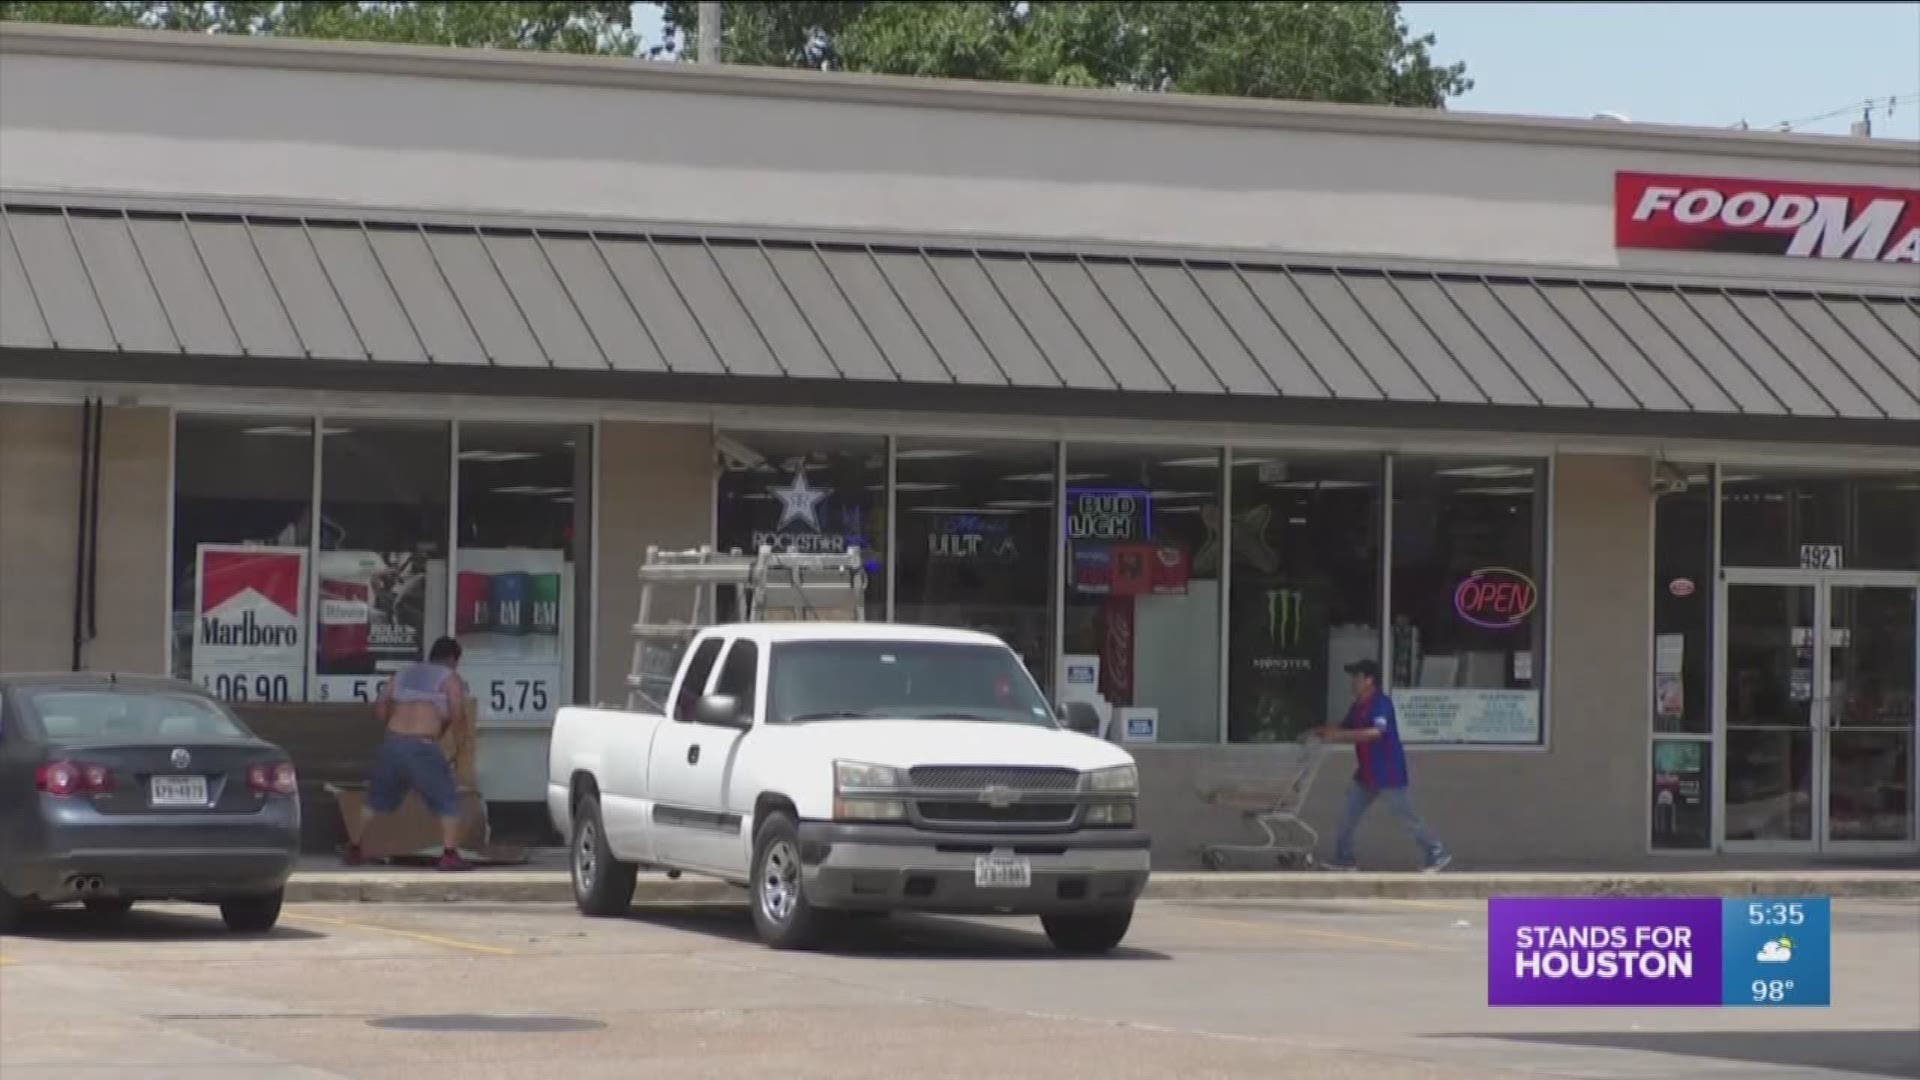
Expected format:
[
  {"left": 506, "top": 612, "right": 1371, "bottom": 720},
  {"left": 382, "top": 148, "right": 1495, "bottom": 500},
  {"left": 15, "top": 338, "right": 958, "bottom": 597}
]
[{"left": 1194, "top": 738, "right": 1331, "bottom": 870}]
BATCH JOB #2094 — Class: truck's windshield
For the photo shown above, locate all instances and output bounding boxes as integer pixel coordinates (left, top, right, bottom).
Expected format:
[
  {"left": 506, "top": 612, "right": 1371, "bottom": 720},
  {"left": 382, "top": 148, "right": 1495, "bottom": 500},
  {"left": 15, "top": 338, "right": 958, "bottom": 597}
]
[{"left": 766, "top": 640, "right": 1057, "bottom": 727}]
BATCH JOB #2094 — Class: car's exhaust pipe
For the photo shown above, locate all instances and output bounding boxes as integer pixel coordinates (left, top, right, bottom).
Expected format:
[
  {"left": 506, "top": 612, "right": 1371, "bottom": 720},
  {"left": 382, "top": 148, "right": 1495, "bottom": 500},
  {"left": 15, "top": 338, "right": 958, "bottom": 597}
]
[{"left": 71, "top": 875, "right": 105, "bottom": 894}]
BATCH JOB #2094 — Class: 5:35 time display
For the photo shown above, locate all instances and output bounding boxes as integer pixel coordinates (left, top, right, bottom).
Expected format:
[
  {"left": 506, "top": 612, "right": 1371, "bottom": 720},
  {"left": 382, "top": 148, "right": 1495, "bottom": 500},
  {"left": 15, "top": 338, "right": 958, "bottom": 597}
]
[{"left": 1746, "top": 901, "right": 1807, "bottom": 927}]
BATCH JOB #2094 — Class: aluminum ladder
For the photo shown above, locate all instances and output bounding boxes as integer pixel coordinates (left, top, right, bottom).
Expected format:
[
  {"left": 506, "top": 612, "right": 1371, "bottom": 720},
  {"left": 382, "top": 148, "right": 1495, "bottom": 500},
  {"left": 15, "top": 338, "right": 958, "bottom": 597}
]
[{"left": 624, "top": 545, "right": 868, "bottom": 711}]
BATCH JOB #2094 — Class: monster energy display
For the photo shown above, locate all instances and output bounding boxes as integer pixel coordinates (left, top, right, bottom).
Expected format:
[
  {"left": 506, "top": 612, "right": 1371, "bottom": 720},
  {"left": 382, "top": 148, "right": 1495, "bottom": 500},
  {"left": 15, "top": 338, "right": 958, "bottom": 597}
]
[{"left": 1228, "top": 578, "right": 1326, "bottom": 743}]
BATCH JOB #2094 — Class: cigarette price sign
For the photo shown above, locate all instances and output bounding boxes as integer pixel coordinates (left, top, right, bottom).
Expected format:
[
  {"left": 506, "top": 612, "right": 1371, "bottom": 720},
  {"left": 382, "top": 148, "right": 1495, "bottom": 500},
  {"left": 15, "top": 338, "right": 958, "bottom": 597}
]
[{"left": 1488, "top": 897, "right": 1829, "bottom": 1007}]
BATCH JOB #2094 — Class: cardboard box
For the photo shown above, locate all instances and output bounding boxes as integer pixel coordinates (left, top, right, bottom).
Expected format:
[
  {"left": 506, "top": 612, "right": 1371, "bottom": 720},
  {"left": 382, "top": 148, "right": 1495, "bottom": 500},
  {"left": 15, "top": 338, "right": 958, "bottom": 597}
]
[
  {"left": 327, "top": 781, "right": 490, "bottom": 860},
  {"left": 440, "top": 716, "right": 478, "bottom": 791},
  {"left": 326, "top": 709, "right": 527, "bottom": 864}
]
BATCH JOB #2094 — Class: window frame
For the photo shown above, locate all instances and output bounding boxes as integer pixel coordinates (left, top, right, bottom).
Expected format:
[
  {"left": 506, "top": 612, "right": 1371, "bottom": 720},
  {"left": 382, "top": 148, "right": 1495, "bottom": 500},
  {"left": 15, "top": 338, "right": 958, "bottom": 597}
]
[
  {"left": 672, "top": 636, "right": 728, "bottom": 723},
  {"left": 1378, "top": 452, "right": 1554, "bottom": 751},
  {"left": 168, "top": 411, "right": 591, "bottom": 721},
  {"left": 711, "top": 637, "right": 762, "bottom": 724}
]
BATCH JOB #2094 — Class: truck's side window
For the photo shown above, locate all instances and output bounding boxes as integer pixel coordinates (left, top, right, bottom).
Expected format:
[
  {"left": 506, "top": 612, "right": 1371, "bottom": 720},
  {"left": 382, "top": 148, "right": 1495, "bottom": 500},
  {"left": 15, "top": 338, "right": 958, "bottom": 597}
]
[
  {"left": 672, "top": 637, "right": 726, "bottom": 722},
  {"left": 712, "top": 640, "right": 760, "bottom": 723}
]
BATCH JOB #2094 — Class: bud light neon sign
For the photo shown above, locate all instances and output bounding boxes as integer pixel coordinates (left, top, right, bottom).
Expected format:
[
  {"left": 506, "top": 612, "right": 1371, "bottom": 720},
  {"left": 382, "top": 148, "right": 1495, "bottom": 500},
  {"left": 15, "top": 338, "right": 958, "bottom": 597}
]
[{"left": 1454, "top": 567, "right": 1537, "bottom": 630}]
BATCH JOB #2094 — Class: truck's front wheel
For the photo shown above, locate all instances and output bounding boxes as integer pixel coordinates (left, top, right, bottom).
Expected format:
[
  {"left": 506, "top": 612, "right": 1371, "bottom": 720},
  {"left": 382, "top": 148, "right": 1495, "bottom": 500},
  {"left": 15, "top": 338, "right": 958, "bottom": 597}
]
[
  {"left": 749, "top": 813, "right": 826, "bottom": 951},
  {"left": 571, "top": 793, "right": 637, "bottom": 917},
  {"left": 1041, "top": 907, "right": 1134, "bottom": 955}
]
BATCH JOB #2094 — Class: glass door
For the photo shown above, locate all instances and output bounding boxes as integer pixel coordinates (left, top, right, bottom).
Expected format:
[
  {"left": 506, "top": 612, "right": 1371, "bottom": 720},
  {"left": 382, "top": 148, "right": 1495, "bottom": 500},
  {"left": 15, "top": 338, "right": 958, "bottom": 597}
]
[
  {"left": 1824, "top": 583, "right": 1917, "bottom": 850},
  {"left": 1720, "top": 570, "right": 1920, "bottom": 853},
  {"left": 1721, "top": 579, "right": 1819, "bottom": 849}
]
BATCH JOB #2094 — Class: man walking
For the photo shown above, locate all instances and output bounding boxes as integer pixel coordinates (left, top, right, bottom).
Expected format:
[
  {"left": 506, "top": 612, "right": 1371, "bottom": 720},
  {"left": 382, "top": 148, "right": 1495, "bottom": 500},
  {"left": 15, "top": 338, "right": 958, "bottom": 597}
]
[
  {"left": 344, "top": 636, "right": 475, "bottom": 871},
  {"left": 1312, "top": 659, "right": 1451, "bottom": 872}
]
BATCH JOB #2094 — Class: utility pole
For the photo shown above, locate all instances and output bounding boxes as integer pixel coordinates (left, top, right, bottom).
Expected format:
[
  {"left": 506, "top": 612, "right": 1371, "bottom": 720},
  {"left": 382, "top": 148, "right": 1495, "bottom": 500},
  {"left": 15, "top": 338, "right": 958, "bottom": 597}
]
[
  {"left": 698, "top": 1, "right": 721, "bottom": 64},
  {"left": 1853, "top": 100, "right": 1872, "bottom": 138}
]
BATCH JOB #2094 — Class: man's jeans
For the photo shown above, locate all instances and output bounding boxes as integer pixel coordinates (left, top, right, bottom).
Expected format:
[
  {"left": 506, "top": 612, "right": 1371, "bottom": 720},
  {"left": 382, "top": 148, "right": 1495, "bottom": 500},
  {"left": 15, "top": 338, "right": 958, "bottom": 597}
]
[{"left": 1334, "top": 780, "right": 1446, "bottom": 866}]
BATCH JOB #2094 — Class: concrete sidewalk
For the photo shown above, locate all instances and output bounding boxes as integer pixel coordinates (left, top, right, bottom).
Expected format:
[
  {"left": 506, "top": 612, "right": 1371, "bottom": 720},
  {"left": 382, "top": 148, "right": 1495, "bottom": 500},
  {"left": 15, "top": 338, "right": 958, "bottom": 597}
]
[{"left": 285, "top": 856, "right": 1920, "bottom": 903}]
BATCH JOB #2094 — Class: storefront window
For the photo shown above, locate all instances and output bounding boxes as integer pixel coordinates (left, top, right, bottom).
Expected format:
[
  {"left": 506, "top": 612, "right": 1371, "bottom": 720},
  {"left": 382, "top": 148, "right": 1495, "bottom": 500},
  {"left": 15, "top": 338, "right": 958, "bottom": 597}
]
[
  {"left": 715, "top": 430, "right": 887, "bottom": 621},
  {"left": 1388, "top": 457, "right": 1548, "bottom": 745},
  {"left": 1061, "top": 446, "right": 1221, "bottom": 744},
  {"left": 313, "top": 421, "right": 451, "bottom": 705},
  {"left": 1227, "top": 453, "right": 1384, "bottom": 743},
  {"left": 1722, "top": 469, "right": 1920, "bottom": 571},
  {"left": 894, "top": 439, "right": 1056, "bottom": 689},
  {"left": 171, "top": 415, "right": 315, "bottom": 704},
  {"left": 1651, "top": 464, "right": 1714, "bottom": 851},
  {"left": 454, "top": 424, "right": 588, "bottom": 725}
]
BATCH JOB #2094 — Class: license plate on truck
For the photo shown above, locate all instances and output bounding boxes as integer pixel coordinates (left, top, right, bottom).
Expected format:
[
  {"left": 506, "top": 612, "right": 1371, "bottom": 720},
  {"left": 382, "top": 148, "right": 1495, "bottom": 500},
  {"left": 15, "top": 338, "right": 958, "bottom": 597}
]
[
  {"left": 974, "top": 856, "right": 1032, "bottom": 889},
  {"left": 150, "top": 775, "right": 207, "bottom": 807}
]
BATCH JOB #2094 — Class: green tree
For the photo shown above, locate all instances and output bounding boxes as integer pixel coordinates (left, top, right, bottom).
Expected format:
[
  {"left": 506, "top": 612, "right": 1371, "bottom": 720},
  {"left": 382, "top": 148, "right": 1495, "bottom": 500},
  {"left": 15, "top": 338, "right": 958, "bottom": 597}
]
[
  {"left": 0, "top": 2, "right": 642, "bottom": 53},
  {"left": 662, "top": 1, "right": 1471, "bottom": 107},
  {"left": 4, "top": 2, "right": 1471, "bottom": 107}
]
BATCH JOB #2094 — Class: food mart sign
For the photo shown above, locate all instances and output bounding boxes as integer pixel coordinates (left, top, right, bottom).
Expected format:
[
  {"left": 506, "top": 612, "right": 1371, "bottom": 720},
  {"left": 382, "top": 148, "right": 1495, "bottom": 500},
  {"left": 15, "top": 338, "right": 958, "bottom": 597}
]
[{"left": 1615, "top": 172, "right": 1920, "bottom": 264}]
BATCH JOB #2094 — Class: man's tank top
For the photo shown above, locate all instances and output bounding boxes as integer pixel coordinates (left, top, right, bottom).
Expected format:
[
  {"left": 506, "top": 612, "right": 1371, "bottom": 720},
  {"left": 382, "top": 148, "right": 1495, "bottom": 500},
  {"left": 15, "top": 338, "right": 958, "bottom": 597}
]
[{"left": 390, "top": 661, "right": 454, "bottom": 718}]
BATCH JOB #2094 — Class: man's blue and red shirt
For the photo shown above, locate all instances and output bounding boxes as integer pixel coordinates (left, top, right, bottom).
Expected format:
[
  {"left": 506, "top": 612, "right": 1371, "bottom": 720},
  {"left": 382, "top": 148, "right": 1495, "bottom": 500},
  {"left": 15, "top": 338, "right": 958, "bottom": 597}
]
[{"left": 1342, "top": 689, "right": 1409, "bottom": 790}]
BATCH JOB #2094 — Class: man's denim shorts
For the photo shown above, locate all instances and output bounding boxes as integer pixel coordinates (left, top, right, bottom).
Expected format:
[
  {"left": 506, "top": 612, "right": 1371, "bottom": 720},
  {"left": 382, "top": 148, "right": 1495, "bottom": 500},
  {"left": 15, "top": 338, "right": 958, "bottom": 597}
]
[{"left": 366, "top": 733, "right": 461, "bottom": 818}]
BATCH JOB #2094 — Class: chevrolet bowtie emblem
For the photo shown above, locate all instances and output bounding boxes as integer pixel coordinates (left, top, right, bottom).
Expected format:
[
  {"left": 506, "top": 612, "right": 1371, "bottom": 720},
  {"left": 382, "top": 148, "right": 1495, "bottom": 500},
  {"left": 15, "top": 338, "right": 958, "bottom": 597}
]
[{"left": 979, "top": 785, "right": 1020, "bottom": 809}]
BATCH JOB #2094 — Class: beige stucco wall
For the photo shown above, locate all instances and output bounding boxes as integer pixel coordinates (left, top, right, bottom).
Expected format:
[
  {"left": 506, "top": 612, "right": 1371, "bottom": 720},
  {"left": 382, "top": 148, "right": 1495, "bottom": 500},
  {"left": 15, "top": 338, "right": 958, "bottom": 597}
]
[
  {"left": 589, "top": 420, "right": 715, "bottom": 707},
  {"left": 3, "top": 30, "right": 1914, "bottom": 290},
  {"left": 1135, "top": 452, "right": 1654, "bottom": 869},
  {"left": 0, "top": 401, "right": 169, "bottom": 675}
]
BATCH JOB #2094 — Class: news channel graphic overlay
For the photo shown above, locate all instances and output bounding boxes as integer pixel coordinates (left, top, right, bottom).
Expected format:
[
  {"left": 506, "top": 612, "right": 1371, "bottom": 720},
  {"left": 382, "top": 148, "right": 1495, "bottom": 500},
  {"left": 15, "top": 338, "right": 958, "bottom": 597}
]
[{"left": 1488, "top": 897, "right": 1830, "bottom": 1008}]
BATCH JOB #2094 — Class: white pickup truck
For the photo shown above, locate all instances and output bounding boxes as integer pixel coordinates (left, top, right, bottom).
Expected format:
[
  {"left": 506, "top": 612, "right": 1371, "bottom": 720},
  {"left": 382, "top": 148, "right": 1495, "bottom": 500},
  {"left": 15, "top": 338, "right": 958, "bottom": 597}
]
[{"left": 547, "top": 622, "right": 1150, "bottom": 953}]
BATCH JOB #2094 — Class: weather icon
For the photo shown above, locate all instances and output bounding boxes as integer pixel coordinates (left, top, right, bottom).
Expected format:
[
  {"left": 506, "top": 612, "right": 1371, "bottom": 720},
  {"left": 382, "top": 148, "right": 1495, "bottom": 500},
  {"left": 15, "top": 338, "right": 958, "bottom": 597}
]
[{"left": 1756, "top": 938, "right": 1793, "bottom": 964}]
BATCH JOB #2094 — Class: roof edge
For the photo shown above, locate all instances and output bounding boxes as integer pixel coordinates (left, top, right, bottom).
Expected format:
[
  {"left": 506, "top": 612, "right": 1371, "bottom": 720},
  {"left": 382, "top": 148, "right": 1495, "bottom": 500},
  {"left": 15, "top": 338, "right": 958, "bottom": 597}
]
[
  {"left": 5, "top": 20, "right": 1917, "bottom": 169},
  {"left": 7, "top": 348, "right": 1918, "bottom": 450},
  {"left": 9, "top": 186, "right": 1918, "bottom": 301}
]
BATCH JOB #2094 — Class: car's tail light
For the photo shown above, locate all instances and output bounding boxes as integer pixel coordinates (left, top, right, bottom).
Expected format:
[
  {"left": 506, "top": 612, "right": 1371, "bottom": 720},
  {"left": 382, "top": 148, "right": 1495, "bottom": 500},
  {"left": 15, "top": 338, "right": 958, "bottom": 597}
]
[
  {"left": 36, "top": 760, "right": 112, "bottom": 797},
  {"left": 247, "top": 761, "right": 298, "bottom": 796}
]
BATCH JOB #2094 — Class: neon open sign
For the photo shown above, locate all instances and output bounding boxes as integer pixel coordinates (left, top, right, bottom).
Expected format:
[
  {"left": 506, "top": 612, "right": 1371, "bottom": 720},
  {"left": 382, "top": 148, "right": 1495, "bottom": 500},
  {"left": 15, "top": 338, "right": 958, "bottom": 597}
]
[{"left": 1454, "top": 567, "right": 1537, "bottom": 630}]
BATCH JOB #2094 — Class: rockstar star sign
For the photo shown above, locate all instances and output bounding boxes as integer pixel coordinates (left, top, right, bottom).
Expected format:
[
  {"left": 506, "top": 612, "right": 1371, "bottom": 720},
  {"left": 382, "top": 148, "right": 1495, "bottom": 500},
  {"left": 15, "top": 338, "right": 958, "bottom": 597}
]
[{"left": 772, "top": 468, "right": 830, "bottom": 532}]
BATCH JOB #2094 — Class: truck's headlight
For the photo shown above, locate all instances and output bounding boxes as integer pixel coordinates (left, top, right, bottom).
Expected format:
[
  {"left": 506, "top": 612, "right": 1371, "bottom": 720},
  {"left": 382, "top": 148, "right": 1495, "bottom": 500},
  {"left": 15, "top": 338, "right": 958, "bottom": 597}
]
[
  {"left": 1084, "top": 802, "right": 1135, "bottom": 826},
  {"left": 834, "top": 760, "right": 907, "bottom": 822},
  {"left": 1086, "top": 765, "right": 1138, "bottom": 794},
  {"left": 834, "top": 761, "right": 903, "bottom": 791}
]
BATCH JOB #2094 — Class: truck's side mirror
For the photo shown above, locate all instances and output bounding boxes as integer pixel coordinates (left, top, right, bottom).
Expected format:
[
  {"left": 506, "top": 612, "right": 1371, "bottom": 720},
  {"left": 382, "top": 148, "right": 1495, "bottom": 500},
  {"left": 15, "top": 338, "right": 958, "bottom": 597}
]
[
  {"left": 1058, "top": 700, "right": 1101, "bottom": 736},
  {"left": 696, "top": 693, "right": 748, "bottom": 729}
]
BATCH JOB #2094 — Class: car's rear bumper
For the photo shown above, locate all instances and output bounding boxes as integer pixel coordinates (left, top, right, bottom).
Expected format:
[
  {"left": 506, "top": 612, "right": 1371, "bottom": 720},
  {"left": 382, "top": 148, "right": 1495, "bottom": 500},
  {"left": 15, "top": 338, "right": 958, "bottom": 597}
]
[
  {"left": 10, "top": 849, "right": 299, "bottom": 902},
  {"left": 7, "top": 803, "right": 301, "bottom": 903},
  {"left": 795, "top": 821, "right": 1151, "bottom": 915}
]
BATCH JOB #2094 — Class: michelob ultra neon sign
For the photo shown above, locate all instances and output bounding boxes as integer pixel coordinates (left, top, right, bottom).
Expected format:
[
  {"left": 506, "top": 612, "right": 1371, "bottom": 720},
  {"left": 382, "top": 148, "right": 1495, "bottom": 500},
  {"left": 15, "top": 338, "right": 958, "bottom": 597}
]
[{"left": 1453, "top": 567, "right": 1536, "bottom": 630}]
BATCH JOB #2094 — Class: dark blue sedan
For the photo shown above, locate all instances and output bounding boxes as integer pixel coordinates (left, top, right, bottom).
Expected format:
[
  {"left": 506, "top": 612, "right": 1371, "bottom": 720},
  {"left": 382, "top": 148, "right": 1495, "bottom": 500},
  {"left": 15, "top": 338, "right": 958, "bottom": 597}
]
[{"left": 0, "top": 673, "right": 301, "bottom": 933}]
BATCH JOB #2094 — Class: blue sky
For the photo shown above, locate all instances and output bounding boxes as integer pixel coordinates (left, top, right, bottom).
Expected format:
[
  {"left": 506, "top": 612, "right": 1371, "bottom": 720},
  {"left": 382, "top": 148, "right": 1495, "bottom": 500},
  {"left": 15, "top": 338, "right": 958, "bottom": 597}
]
[
  {"left": 636, "top": 3, "right": 1920, "bottom": 142},
  {"left": 1402, "top": 2, "right": 1920, "bottom": 140}
]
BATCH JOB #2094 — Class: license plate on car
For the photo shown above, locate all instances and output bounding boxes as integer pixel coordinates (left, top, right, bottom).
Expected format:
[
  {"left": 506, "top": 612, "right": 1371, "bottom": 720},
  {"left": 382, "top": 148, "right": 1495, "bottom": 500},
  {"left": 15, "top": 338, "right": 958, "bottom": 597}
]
[
  {"left": 150, "top": 775, "right": 207, "bottom": 807},
  {"left": 974, "top": 856, "right": 1032, "bottom": 889}
]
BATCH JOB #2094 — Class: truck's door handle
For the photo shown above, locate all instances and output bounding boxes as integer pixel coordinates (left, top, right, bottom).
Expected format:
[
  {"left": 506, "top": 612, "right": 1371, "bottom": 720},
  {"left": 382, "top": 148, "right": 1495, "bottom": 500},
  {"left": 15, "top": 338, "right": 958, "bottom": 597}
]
[{"left": 687, "top": 744, "right": 701, "bottom": 765}]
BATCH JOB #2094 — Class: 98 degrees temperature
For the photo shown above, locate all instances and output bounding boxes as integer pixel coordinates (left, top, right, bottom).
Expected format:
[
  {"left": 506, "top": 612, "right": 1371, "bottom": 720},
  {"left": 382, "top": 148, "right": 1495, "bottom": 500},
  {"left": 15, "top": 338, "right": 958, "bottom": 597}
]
[{"left": 1752, "top": 979, "right": 1796, "bottom": 1003}]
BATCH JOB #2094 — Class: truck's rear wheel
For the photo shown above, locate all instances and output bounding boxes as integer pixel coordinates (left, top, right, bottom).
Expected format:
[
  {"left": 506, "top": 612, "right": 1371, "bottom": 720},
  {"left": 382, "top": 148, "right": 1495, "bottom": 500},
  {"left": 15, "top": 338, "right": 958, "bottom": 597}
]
[
  {"left": 1041, "top": 906, "right": 1134, "bottom": 955},
  {"left": 571, "top": 793, "right": 637, "bottom": 917},
  {"left": 749, "top": 812, "right": 825, "bottom": 951}
]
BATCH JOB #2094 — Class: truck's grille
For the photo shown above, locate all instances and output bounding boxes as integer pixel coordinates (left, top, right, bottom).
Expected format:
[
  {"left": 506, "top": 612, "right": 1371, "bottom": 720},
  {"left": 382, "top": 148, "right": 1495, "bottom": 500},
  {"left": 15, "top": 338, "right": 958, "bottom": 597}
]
[
  {"left": 915, "top": 801, "right": 1077, "bottom": 826},
  {"left": 907, "top": 766, "right": 1081, "bottom": 793}
]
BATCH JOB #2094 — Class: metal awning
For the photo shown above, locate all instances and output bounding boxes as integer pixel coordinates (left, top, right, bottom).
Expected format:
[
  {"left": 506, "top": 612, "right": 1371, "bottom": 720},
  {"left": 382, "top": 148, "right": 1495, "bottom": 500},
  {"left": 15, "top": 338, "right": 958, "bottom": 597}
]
[{"left": 3, "top": 200, "right": 1916, "bottom": 432}]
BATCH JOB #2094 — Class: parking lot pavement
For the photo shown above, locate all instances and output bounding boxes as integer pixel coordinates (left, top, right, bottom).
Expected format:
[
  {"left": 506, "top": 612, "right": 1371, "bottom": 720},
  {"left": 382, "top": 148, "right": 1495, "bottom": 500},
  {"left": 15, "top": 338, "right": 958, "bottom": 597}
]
[{"left": 1, "top": 899, "right": 1915, "bottom": 1080}]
